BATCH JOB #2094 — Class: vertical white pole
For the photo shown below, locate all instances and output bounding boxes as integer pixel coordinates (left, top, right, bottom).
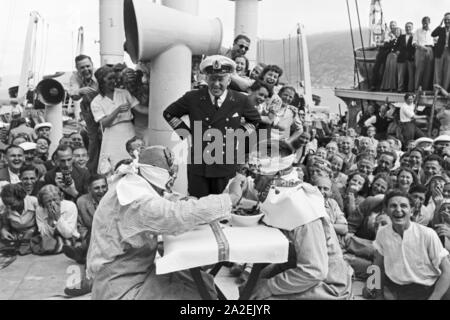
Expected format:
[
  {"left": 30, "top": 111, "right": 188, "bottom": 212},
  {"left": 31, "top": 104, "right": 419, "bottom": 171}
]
[
  {"left": 232, "top": 0, "right": 260, "bottom": 68},
  {"left": 46, "top": 103, "right": 63, "bottom": 156},
  {"left": 298, "top": 24, "right": 314, "bottom": 113},
  {"left": 99, "top": 0, "right": 124, "bottom": 66},
  {"left": 146, "top": 0, "right": 200, "bottom": 195}
]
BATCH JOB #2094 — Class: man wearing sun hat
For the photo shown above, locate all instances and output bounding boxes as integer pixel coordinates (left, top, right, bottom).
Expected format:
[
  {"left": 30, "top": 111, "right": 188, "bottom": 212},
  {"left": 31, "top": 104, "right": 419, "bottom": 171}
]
[
  {"left": 164, "top": 55, "right": 261, "bottom": 198},
  {"left": 34, "top": 122, "right": 53, "bottom": 140},
  {"left": 434, "top": 135, "right": 450, "bottom": 157},
  {"left": 415, "top": 137, "right": 434, "bottom": 154}
]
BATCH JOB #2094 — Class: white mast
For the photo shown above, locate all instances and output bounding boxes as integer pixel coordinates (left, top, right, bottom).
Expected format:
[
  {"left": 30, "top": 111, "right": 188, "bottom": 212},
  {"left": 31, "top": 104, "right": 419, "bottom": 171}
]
[
  {"left": 99, "top": 0, "right": 124, "bottom": 65},
  {"left": 297, "top": 23, "right": 313, "bottom": 113},
  {"left": 76, "top": 27, "right": 85, "bottom": 56},
  {"left": 17, "top": 11, "right": 40, "bottom": 104},
  {"left": 230, "top": 0, "right": 261, "bottom": 68}
]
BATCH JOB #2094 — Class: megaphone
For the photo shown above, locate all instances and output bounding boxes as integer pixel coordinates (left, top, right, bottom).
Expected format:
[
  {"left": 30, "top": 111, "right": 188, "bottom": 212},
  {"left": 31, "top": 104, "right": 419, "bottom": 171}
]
[
  {"left": 35, "top": 79, "right": 64, "bottom": 156},
  {"left": 36, "top": 79, "right": 65, "bottom": 106}
]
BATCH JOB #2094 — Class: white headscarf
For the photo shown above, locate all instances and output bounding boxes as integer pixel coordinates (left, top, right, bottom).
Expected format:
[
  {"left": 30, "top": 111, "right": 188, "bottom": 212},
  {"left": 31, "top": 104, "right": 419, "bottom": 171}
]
[
  {"left": 115, "top": 147, "right": 175, "bottom": 206},
  {"left": 258, "top": 161, "right": 327, "bottom": 231}
]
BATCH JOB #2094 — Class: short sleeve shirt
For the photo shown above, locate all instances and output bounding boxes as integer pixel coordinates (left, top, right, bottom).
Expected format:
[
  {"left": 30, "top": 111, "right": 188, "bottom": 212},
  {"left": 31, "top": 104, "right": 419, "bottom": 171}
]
[
  {"left": 374, "top": 222, "right": 449, "bottom": 286},
  {"left": 91, "top": 89, "right": 139, "bottom": 126}
]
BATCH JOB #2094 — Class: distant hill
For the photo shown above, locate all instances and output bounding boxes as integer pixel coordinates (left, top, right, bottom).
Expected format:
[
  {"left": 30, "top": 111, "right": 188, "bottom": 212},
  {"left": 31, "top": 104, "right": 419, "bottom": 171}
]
[{"left": 307, "top": 28, "right": 370, "bottom": 88}]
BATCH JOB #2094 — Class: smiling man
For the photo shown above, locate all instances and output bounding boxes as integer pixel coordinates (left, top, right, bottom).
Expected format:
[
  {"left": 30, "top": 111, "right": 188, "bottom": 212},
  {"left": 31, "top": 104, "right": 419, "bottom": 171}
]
[
  {"left": 69, "top": 55, "right": 98, "bottom": 101},
  {"left": 0, "top": 145, "right": 25, "bottom": 183},
  {"left": 372, "top": 190, "right": 450, "bottom": 300},
  {"left": 164, "top": 55, "right": 261, "bottom": 198},
  {"left": 226, "top": 35, "right": 251, "bottom": 60}
]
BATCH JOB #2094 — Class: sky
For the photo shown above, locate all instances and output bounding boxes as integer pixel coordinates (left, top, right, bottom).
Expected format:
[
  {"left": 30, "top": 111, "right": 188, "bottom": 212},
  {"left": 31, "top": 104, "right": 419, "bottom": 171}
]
[{"left": 0, "top": 0, "right": 449, "bottom": 86}]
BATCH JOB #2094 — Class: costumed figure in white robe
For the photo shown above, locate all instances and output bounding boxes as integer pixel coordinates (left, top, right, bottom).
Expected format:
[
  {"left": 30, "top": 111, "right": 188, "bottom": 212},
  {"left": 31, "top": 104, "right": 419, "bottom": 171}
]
[
  {"left": 86, "top": 146, "right": 243, "bottom": 300},
  {"left": 230, "top": 140, "right": 353, "bottom": 300}
]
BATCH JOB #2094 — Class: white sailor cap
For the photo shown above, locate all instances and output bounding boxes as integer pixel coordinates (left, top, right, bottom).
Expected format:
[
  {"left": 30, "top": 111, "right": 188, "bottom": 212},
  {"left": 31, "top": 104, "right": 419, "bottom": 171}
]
[
  {"left": 34, "top": 122, "right": 53, "bottom": 132},
  {"left": 434, "top": 135, "right": 450, "bottom": 144},
  {"left": 19, "top": 142, "right": 37, "bottom": 152},
  {"left": 200, "top": 55, "right": 236, "bottom": 75},
  {"left": 415, "top": 137, "right": 434, "bottom": 145}
]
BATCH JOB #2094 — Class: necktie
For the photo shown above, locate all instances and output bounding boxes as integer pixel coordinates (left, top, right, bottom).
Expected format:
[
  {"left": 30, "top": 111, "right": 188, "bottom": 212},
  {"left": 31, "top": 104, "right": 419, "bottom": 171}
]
[{"left": 214, "top": 97, "right": 220, "bottom": 111}]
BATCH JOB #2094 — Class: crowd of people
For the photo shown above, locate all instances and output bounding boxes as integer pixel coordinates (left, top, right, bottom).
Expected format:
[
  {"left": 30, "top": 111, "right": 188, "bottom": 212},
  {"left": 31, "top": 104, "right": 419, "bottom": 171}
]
[
  {"left": 371, "top": 13, "right": 450, "bottom": 93},
  {"left": 0, "top": 29, "right": 450, "bottom": 301}
]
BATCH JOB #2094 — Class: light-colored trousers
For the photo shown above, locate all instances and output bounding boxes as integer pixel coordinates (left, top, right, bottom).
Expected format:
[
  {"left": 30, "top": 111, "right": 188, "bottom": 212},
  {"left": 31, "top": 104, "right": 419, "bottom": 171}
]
[
  {"left": 415, "top": 46, "right": 434, "bottom": 91},
  {"left": 435, "top": 49, "right": 450, "bottom": 91}
]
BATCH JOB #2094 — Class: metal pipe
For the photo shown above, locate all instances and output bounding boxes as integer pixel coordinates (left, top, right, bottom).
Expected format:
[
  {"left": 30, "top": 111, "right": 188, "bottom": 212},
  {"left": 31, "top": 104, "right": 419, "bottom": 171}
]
[
  {"left": 231, "top": 0, "right": 261, "bottom": 68},
  {"left": 124, "top": 0, "right": 223, "bottom": 194},
  {"left": 99, "top": 0, "right": 124, "bottom": 65},
  {"left": 46, "top": 103, "right": 63, "bottom": 155}
]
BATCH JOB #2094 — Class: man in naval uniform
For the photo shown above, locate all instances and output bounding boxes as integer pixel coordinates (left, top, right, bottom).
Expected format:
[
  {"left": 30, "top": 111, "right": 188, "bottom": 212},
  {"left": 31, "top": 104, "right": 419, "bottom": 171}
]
[{"left": 164, "top": 55, "right": 261, "bottom": 198}]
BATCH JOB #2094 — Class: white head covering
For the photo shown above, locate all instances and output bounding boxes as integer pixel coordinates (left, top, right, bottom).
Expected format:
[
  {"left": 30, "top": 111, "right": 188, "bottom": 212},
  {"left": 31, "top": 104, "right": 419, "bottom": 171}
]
[
  {"left": 261, "top": 176, "right": 327, "bottom": 231},
  {"left": 434, "top": 135, "right": 450, "bottom": 144},
  {"left": 415, "top": 137, "right": 433, "bottom": 145},
  {"left": 19, "top": 142, "right": 37, "bottom": 152},
  {"left": 115, "top": 146, "right": 176, "bottom": 206},
  {"left": 249, "top": 142, "right": 326, "bottom": 231},
  {"left": 34, "top": 122, "right": 52, "bottom": 133}
]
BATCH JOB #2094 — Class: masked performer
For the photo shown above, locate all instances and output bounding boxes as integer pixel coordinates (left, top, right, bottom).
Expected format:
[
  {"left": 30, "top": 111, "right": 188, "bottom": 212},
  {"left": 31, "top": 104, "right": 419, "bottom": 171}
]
[{"left": 86, "top": 146, "right": 243, "bottom": 300}]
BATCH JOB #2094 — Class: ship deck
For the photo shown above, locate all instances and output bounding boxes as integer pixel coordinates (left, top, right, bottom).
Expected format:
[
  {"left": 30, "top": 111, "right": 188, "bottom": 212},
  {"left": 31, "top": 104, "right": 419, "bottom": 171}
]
[
  {"left": 335, "top": 88, "right": 448, "bottom": 107},
  {"left": 0, "top": 254, "right": 367, "bottom": 300}
]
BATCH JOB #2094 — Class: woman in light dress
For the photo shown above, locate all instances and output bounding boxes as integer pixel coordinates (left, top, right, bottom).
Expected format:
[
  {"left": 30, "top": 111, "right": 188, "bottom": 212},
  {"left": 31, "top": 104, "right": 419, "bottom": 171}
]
[{"left": 91, "top": 66, "right": 142, "bottom": 173}]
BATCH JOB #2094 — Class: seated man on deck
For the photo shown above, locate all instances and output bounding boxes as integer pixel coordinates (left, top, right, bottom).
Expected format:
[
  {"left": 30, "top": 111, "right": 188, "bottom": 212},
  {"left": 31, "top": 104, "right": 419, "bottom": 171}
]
[
  {"left": 86, "top": 146, "right": 244, "bottom": 300},
  {"left": 370, "top": 190, "right": 450, "bottom": 300},
  {"left": 228, "top": 140, "right": 353, "bottom": 300}
]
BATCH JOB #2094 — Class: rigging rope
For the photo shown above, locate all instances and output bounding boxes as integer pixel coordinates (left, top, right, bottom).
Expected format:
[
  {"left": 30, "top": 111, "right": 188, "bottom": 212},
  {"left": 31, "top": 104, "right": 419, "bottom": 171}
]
[
  {"left": 345, "top": 0, "right": 360, "bottom": 89},
  {"left": 355, "top": 0, "right": 371, "bottom": 86}
]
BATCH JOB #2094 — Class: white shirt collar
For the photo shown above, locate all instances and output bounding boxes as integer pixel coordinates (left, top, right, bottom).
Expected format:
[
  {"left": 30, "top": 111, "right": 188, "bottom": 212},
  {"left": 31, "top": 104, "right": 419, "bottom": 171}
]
[
  {"left": 8, "top": 168, "right": 20, "bottom": 184},
  {"left": 208, "top": 90, "right": 228, "bottom": 108}
]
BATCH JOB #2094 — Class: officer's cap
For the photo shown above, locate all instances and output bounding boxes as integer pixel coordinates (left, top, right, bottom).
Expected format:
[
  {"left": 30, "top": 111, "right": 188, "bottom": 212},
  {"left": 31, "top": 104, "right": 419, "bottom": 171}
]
[{"left": 200, "top": 55, "right": 236, "bottom": 75}]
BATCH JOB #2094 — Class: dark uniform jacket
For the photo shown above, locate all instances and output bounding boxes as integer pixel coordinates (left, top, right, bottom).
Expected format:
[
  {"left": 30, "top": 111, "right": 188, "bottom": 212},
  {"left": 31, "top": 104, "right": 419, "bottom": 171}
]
[
  {"left": 395, "top": 34, "right": 415, "bottom": 63},
  {"left": 164, "top": 88, "right": 261, "bottom": 178},
  {"left": 0, "top": 167, "right": 11, "bottom": 182},
  {"left": 431, "top": 26, "right": 450, "bottom": 58}
]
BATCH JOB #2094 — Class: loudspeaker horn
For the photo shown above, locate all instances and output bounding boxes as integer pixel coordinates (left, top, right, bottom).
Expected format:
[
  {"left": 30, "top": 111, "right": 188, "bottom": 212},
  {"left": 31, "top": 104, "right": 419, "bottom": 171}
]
[{"left": 36, "top": 79, "right": 65, "bottom": 106}]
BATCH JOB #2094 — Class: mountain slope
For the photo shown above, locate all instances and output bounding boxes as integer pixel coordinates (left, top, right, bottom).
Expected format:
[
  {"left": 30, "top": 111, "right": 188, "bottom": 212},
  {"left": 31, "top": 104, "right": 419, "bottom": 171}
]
[{"left": 307, "top": 29, "right": 370, "bottom": 88}]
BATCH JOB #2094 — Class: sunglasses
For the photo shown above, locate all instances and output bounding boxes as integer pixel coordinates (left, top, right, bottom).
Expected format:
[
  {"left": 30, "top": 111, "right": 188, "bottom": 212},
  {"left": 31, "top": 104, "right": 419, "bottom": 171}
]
[{"left": 239, "top": 44, "right": 250, "bottom": 51}]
